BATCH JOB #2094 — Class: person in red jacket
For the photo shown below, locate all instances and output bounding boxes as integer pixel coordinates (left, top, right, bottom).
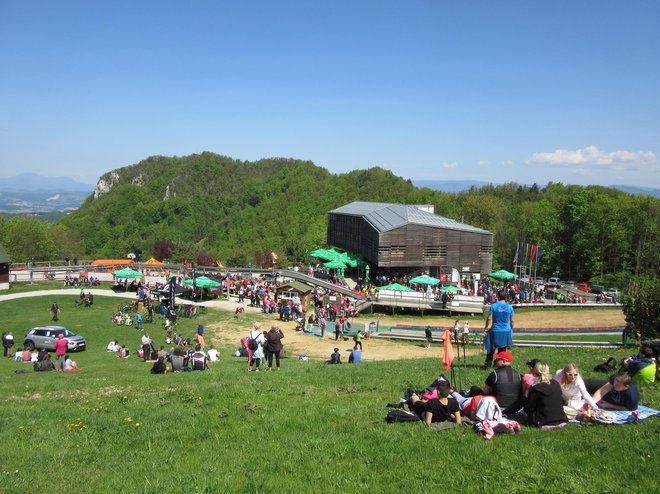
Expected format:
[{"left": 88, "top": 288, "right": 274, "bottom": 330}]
[{"left": 53, "top": 333, "right": 69, "bottom": 371}]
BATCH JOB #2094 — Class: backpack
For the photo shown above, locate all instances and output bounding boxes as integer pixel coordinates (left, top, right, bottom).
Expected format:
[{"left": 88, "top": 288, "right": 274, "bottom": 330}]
[
  {"left": 249, "top": 337, "right": 259, "bottom": 351},
  {"left": 593, "top": 357, "right": 618, "bottom": 373},
  {"left": 386, "top": 409, "right": 421, "bottom": 423}
]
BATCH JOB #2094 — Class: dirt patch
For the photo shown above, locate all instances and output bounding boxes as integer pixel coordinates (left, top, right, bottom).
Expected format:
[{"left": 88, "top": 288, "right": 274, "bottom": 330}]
[{"left": 208, "top": 308, "right": 625, "bottom": 362}]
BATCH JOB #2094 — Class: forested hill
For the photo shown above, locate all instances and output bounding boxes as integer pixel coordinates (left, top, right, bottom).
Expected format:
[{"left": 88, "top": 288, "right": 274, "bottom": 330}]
[
  {"left": 63, "top": 153, "right": 437, "bottom": 266},
  {"left": 1, "top": 151, "right": 657, "bottom": 284}
]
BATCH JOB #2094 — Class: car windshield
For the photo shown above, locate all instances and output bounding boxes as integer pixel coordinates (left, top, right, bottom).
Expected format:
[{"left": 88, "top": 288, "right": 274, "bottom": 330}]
[{"left": 55, "top": 329, "right": 75, "bottom": 337}]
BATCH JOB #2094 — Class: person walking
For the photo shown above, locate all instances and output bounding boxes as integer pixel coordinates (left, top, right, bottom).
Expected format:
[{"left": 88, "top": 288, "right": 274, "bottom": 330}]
[
  {"left": 483, "top": 291, "right": 514, "bottom": 369},
  {"left": 50, "top": 301, "right": 60, "bottom": 322}
]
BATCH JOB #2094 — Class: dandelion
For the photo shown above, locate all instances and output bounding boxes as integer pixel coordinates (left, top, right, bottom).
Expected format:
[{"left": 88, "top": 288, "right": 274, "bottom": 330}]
[
  {"left": 135, "top": 423, "right": 142, "bottom": 427},
  {"left": 125, "top": 417, "right": 133, "bottom": 423}
]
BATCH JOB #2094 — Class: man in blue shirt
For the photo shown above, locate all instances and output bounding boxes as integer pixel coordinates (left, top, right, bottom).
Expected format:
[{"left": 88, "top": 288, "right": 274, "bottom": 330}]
[{"left": 483, "top": 291, "right": 514, "bottom": 369}]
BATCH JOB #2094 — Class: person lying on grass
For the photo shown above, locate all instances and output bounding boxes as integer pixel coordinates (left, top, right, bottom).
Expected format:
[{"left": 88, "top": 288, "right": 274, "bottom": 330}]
[
  {"left": 592, "top": 372, "right": 640, "bottom": 411},
  {"left": 409, "top": 380, "right": 462, "bottom": 426}
]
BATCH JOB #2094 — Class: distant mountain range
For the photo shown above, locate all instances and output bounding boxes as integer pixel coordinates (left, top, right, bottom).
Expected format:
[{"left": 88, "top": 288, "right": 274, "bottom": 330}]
[
  {"left": 0, "top": 173, "right": 658, "bottom": 214},
  {"left": 413, "top": 180, "right": 660, "bottom": 197},
  {"left": 0, "top": 173, "right": 93, "bottom": 214}
]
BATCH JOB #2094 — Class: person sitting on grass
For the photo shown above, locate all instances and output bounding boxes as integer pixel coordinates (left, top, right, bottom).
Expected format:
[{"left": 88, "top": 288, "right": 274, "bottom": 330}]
[
  {"left": 348, "top": 346, "right": 362, "bottom": 364},
  {"left": 327, "top": 348, "right": 341, "bottom": 364},
  {"left": 409, "top": 380, "right": 462, "bottom": 427},
  {"left": 522, "top": 358, "right": 541, "bottom": 398},
  {"left": 63, "top": 355, "right": 78, "bottom": 371},
  {"left": 207, "top": 345, "right": 219, "bottom": 362},
  {"left": 36, "top": 353, "right": 56, "bottom": 372},
  {"left": 592, "top": 372, "right": 640, "bottom": 411},
  {"left": 117, "top": 345, "right": 130, "bottom": 358},
  {"left": 170, "top": 347, "right": 188, "bottom": 372},
  {"left": 191, "top": 344, "right": 208, "bottom": 371},
  {"left": 482, "top": 351, "right": 522, "bottom": 416},
  {"left": 622, "top": 346, "right": 657, "bottom": 385},
  {"left": 151, "top": 356, "right": 168, "bottom": 374},
  {"left": 523, "top": 362, "right": 568, "bottom": 428},
  {"left": 555, "top": 363, "right": 599, "bottom": 410}
]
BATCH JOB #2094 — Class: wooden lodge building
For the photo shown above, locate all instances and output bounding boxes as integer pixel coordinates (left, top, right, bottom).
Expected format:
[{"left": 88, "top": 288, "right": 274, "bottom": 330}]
[{"left": 327, "top": 202, "right": 493, "bottom": 279}]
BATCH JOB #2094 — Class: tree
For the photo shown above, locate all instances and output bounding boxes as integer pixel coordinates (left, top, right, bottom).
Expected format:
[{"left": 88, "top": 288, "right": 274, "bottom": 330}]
[{"left": 621, "top": 277, "right": 660, "bottom": 340}]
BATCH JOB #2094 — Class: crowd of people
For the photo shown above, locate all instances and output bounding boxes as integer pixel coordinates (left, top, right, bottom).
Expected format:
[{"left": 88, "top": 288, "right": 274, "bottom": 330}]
[{"left": 394, "top": 349, "right": 649, "bottom": 433}]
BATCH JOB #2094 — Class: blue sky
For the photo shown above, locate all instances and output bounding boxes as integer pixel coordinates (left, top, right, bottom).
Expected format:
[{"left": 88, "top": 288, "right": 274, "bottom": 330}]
[{"left": 1, "top": 0, "right": 658, "bottom": 187}]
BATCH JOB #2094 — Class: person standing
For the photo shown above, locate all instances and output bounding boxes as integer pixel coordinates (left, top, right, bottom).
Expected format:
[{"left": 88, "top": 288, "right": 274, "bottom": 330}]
[
  {"left": 51, "top": 301, "right": 60, "bottom": 322},
  {"left": 266, "top": 324, "right": 284, "bottom": 371},
  {"left": 425, "top": 326, "right": 433, "bottom": 348},
  {"left": 141, "top": 333, "right": 152, "bottom": 362},
  {"left": 53, "top": 333, "right": 69, "bottom": 371},
  {"left": 483, "top": 291, "right": 514, "bottom": 369}
]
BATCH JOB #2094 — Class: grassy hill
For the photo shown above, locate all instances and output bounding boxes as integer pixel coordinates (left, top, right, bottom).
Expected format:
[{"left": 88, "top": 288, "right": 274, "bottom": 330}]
[{"left": 0, "top": 293, "right": 657, "bottom": 492}]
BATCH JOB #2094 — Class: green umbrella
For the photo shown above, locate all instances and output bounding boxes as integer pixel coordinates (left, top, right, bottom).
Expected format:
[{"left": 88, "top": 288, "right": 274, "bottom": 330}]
[
  {"left": 324, "top": 259, "right": 347, "bottom": 269},
  {"left": 184, "top": 276, "right": 222, "bottom": 288},
  {"left": 409, "top": 275, "right": 440, "bottom": 285},
  {"left": 112, "top": 267, "right": 144, "bottom": 279},
  {"left": 441, "top": 285, "right": 461, "bottom": 292},
  {"left": 487, "top": 269, "right": 518, "bottom": 281},
  {"left": 310, "top": 249, "right": 334, "bottom": 260},
  {"left": 376, "top": 283, "right": 414, "bottom": 291}
]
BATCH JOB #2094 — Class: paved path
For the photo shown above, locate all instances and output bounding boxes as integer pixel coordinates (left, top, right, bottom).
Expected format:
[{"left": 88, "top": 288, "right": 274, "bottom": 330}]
[{"left": 0, "top": 289, "right": 262, "bottom": 313}]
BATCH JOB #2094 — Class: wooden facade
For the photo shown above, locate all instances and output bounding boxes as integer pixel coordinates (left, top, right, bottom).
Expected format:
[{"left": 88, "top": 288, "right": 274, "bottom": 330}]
[
  {"left": 327, "top": 203, "right": 493, "bottom": 277},
  {"left": 0, "top": 244, "right": 10, "bottom": 289}
]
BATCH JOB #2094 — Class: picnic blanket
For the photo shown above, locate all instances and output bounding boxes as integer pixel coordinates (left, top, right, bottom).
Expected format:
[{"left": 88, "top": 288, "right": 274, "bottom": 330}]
[
  {"left": 607, "top": 405, "right": 660, "bottom": 424},
  {"left": 567, "top": 405, "right": 660, "bottom": 425}
]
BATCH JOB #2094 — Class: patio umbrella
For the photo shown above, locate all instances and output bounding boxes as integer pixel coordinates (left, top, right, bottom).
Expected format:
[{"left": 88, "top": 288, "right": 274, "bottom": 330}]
[
  {"left": 487, "top": 269, "right": 518, "bottom": 281},
  {"left": 409, "top": 275, "right": 440, "bottom": 285},
  {"left": 376, "top": 283, "right": 414, "bottom": 291},
  {"left": 324, "top": 259, "right": 347, "bottom": 269},
  {"left": 184, "top": 276, "right": 221, "bottom": 288},
  {"left": 310, "top": 249, "right": 334, "bottom": 260},
  {"left": 112, "top": 267, "right": 144, "bottom": 279},
  {"left": 441, "top": 285, "right": 461, "bottom": 292}
]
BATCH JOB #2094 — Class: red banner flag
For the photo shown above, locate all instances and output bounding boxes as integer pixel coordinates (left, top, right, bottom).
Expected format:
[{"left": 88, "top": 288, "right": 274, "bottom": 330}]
[{"left": 442, "top": 329, "right": 454, "bottom": 371}]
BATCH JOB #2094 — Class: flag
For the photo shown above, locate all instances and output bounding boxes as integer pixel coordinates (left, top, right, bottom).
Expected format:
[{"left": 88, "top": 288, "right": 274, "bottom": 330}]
[
  {"left": 521, "top": 242, "right": 526, "bottom": 262},
  {"left": 536, "top": 246, "right": 543, "bottom": 264},
  {"left": 442, "top": 329, "right": 454, "bottom": 371},
  {"left": 513, "top": 242, "right": 519, "bottom": 265},
  {"left": 530, "top": 244, "right": 537, "bottom": 262},
  {"left": 271, "top": 251, "right": 279, "bottom": 264},
  {"left": 525, "top": 243, "right": 530, "bottom": 261}
]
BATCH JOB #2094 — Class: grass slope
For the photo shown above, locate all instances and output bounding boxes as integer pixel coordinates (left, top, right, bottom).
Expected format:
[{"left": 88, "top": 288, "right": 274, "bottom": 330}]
[{"left": 0, "top": 294, "right": 657, "bottom": 493}]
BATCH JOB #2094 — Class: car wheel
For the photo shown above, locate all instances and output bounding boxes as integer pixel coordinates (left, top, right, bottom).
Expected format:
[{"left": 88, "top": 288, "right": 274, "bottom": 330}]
[{"left": 25, "top": 341, "right": 35, "bottom": 351}]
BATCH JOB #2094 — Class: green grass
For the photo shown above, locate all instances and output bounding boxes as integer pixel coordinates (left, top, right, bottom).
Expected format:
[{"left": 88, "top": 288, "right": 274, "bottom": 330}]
[{"left": 0, "top": 293, "right": 658, "bottom": 493}]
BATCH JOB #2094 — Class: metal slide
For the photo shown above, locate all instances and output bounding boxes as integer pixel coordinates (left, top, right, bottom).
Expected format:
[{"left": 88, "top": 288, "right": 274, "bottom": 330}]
[{"left": 277, "top": 269, "right": 366, "bottom": 301}]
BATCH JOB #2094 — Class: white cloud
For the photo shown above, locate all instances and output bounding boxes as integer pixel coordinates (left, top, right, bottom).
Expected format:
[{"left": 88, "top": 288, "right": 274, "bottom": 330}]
[
  {"left": 527, "top": 145, "right": 656, "bottom": 172},
  {"left": 441, "top": 161, "right": 459, "bottom": 169},
  {"left": 477, "top": 160, "right": 489, "bottom": 166}
]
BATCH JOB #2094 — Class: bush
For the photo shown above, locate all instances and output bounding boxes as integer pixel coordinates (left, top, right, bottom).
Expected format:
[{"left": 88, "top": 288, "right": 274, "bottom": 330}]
[{"left": 621, "top": 276, "right": 660, "bottom": 339}]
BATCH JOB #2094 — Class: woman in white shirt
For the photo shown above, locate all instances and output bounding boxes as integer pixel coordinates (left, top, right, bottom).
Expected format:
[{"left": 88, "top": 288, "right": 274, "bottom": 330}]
[{"left": 555, "top": 363, "right": 599, "bottom": 410}]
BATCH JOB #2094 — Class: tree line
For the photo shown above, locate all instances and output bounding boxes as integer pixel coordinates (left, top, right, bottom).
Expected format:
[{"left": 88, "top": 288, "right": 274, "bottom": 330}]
[{"left": 0, "top": 152, "right": 657, "bottom": 288}]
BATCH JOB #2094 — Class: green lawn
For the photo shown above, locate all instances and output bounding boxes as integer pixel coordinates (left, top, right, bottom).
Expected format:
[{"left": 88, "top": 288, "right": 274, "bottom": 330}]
[{"left": 0, "top": 293, "right": 657, "bottom": 493}]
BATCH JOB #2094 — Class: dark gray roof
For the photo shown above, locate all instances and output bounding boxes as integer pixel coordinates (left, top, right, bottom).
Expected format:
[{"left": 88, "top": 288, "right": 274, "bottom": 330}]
[{"left": 329, "top": 201, "right": 491, "bottom": 234}]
